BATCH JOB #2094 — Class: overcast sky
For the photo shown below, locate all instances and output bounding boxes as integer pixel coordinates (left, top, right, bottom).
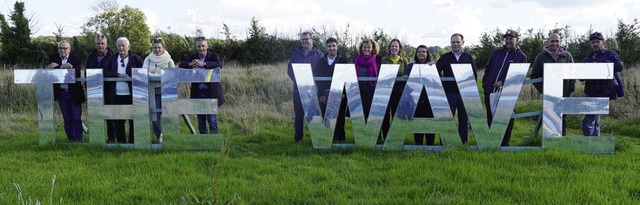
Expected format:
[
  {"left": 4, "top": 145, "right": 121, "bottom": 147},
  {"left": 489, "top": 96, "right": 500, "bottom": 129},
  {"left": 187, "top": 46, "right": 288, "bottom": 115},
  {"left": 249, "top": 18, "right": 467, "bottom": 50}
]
[{"left": 2, "top": 0, "right": 638, "bottom": 47}]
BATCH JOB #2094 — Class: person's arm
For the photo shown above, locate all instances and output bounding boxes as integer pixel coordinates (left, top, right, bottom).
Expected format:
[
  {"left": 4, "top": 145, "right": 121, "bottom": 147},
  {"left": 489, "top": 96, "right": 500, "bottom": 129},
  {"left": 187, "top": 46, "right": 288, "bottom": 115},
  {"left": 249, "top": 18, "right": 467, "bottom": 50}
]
[
  {"left": 608, "top": 51, "right": 624, "bottom": 72},
  {"left": 530, "top": 54, "right": 543, "bottom": 93},
  {"left": 178, "top": 55, "right": 193, "bottom": 68},
  {"left": 204, "top": 52, "right": 222, "bottom": 69},
  {"left": 168, "top": 59, "right": 176, "bottom": 68}
]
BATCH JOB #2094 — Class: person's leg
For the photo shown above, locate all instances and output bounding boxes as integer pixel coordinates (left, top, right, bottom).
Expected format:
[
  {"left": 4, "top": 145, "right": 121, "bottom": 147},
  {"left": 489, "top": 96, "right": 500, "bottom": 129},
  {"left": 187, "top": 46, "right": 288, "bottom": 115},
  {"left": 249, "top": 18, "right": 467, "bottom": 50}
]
[
  {"left": 71, "top": 101, "right": 83, "bottom": 142},
  {"left": 484, "top": 92, "right": 493, "bottom": 127},
  {"left": 153, "top": 93, "right": 162, "bottom": 139},
  {"left": 501, "top": 118, "right": 515, "bottom": 146},
  {"left": 593, "top": 114, "right": 601, "bottom": 136},
  {"left": 197, "top": 114, "right": 208, "bottom": 134},
  {"left": 414, "top": 134, "right": 423, "bottom": 145},
  {"left": 293, "top": 91, "right": 304, "bottom": 142},
  {"left": 561, "top": 114, "right": 567, "bottom": 136},
  {"left": 209, "top": 114, "right": 218, "bottom": 134},
  {"left": 582, "top": 114, "right": 597, "bottom": 136},
  {"left": 425, "top": 134, "right": 436, "bottom": 145},
  {"left": 58, "top": 92, "right": 74, "bottom": 141},
  {"left": 334, "top": 95, "right": 347, "bottom": 142}
]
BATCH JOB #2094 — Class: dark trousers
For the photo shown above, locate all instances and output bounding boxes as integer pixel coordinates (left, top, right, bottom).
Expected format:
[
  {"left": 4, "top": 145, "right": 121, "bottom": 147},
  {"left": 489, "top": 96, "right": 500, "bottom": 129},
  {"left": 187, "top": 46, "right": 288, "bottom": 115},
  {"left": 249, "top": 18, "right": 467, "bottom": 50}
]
[
  {"left": 484, "top": 92, "right": 514, "bottom": 146},
  {"left": 58, "top": 91, "right": 83, "bottom": 142},
  {"left": 380, "top": 81, "right": 405, "bottom": 142},
  {"left": 108, "top": 95, "right": 134, "bottom": 143},
  {"left": 446, "top": 92, "right": 469, "bottom": 144},
  {"left": 320, "top": 91, "right": 347, "bottom": 142},
  {"left": 293, "top": 91, "right": 304, "bottom": 141},
  {"left": 152, "top": 93, "right": 162, "bottom": 138},
  {"left": 193, "top": 91, "right": 218, "bottom": 134}
]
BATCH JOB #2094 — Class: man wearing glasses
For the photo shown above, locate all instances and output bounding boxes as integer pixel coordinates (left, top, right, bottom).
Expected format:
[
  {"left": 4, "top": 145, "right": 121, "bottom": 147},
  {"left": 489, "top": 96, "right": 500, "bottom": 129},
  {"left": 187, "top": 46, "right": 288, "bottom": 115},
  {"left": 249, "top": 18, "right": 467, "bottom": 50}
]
[
  {"left": 179, "top": 36, "right": 224, "bottom": 134},
  {"left": 287, "top": 31, "right": 323, "bottom": 143},
  {"left": 46, "top": 40, "right": 85, "bottom": 142},
  {"left": 104, "top": 37, "right": 143, "bottom": 143}
]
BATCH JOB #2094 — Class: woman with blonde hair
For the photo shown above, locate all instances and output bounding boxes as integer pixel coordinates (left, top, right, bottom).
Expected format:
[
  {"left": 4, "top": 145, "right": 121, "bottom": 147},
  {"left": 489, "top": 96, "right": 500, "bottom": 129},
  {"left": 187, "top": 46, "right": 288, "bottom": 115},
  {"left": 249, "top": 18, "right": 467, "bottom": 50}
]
[
  {"left": 354, "top": 38, "right": 379, "bottom": 120},
  {"left": 143, "top": 37, "right": 175, "bottom": 143}
]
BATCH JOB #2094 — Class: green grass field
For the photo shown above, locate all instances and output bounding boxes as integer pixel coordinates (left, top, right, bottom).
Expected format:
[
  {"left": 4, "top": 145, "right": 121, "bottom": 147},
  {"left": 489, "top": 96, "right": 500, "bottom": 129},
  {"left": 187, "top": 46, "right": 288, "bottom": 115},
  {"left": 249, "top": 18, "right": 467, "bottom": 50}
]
[{"left": 1, "top": 64, "right": 640, "bottom": 204}]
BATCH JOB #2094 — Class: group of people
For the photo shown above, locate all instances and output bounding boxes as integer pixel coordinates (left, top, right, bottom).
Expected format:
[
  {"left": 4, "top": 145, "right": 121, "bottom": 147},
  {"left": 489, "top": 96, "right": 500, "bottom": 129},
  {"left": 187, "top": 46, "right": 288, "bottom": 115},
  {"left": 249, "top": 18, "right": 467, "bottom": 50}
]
[
  {"left": 48, "top": 35, "right": 225, "bottom": 143},
  {"left": 288, "top": 30, "right": 624, "bottom": 146}
]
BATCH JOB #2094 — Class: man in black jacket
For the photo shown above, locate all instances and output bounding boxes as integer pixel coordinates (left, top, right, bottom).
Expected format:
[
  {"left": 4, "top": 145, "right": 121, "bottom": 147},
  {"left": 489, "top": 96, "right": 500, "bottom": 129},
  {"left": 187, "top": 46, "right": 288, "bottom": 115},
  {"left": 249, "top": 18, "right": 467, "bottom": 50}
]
[
  {"left": 436, "top": 33, "right": 477, "bottom": 144},
  {"left": 313, "top": 37, "right": 349, "bottom": 142},
  {"left": 103, "top": 37, "right": 144, "bottom": 143},
  {"left": 179, "top": 36, "right": 224, "bottom": 134},
  {"left": 86, "top": 34, "right": 113, "bottom": 69},
  {"left": 47, "top": 40, "right": 85, "bottom": 142}
]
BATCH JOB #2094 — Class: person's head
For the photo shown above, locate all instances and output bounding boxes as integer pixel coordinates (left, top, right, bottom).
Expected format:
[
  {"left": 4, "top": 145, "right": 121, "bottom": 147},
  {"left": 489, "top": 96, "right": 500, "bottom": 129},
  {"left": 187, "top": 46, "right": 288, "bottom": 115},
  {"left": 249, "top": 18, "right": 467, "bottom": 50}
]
[
  {"left": 325, "top": 37, "right": 338, "bottom": 57},
  {"left": 589, "top": 32, "right": 605, "bottom": 52},
  {"left": 358, "top": 38, "right": 378, "bottom": 57},
  {"left": 116, "top": 37, "right": 130, "bottom": 57},
  {"left": 300, "top": 31, "right": 314, "bottom": 51},
  {"left": 388, "top": 38, "right": 403, "bottom": 56},
  {"left": 152, "top": 37, "right": 166, "bottom": 56},
  {"left": 503, "top": 29, "right": 519, "bottom": 50},
  {"left": 450, "top": 33, "right": 465, "bottom": 53},
  {"left": 195, "top": 36, "right": 208, "bottom": 57},
  {"left": 414, "top": 45, "right": 431, "bottom": 63},
  {"left": 95, "top": 34, "right": 107, "bottom": 55},
  {"left": 57, "top": 40, "right": 71, "bottom": 58},
  {"left": 547, "top": 33, "right": 562, "bottom": 52}
]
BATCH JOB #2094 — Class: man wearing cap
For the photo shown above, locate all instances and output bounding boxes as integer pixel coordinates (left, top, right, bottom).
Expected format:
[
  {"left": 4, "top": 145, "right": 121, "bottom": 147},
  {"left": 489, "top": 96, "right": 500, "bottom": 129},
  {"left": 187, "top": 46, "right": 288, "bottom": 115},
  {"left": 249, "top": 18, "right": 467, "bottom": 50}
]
[
  {"left": 582, "top": 32, "right": 624, "bottom": 136},
  {"left": 481, "top": 29, "right": 527, "bottom": 146},
  {"left": 530, "top": 33, "right": 575, "bottom": 136}
]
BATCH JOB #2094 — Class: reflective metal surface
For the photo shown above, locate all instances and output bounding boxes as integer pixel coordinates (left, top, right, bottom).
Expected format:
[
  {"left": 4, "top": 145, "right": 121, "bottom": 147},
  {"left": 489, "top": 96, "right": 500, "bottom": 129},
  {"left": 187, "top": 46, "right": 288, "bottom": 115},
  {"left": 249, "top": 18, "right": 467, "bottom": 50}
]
[
  {"left": 86, "top": 69, "right": 133, "bottom": 146},
  {"left": 383, "top": 64, "right": 458, "bottom": 150},
  {"left": 161, "top": 68, "right": 223, "bottom": 150},
  {"left": 452, "top": 63, "right": 528, "bottom": 149},
  {"left": 14, "top": 69, "right": 75, "bottom": 144},
  {"left": 293, "top": 64, "right": 398, "bottom": 149},
  {"left": 132, "top": 68, "right": 152, "bottom": 148},
  {"left": 292, "top": 64, "right": 329, "bottom": 148},
  {"left": 542, "top": 63, "right": 614, "bottom": 153}
]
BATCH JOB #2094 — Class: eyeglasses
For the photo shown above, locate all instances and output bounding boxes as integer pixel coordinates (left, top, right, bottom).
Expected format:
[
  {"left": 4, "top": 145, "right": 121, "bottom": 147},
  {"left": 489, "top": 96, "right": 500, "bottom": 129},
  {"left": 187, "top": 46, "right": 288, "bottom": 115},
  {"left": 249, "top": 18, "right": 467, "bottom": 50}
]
[
  {"left": 120, "top": 59, "right": 125, "bottom": 67},
  {"left": 58, "top": 47, "right": 70, "bottom": 50}
]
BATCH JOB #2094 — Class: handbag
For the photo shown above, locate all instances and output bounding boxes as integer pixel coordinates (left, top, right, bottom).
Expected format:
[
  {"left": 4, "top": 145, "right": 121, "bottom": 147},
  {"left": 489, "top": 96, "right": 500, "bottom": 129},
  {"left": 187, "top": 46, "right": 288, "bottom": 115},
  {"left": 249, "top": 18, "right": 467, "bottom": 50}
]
[{"left": 489, "top": 87, "right": 502, "bottom": 116}]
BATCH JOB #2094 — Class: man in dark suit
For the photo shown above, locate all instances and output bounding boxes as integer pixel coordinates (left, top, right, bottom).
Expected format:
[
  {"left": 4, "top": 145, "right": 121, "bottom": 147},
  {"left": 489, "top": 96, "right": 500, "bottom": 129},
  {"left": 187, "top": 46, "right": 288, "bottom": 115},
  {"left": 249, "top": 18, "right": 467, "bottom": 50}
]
[
  {"left": 46, "top": 40, "right": 85, "bottom": 142},
  {"left": 179, "top": 36, "right": 224, "bottom": 134},
  {"left": 86, "top": 33, "right": 114, "bottom": 69},
  {"left": 103, "top": 37, "right": 143, "bottom": 143}
]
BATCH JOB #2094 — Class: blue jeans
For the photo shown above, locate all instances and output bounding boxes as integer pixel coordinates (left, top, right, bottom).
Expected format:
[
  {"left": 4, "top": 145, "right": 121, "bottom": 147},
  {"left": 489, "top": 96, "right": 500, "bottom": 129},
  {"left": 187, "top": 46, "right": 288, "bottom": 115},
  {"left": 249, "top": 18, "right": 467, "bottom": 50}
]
[
  {"left": 582, "top": 94, "right": 601, "bottom": 136},
  {"left": 194, "top": 90, "right": 218, "bottom": 134},
  {"left": 152, "top": 93, "right": 162, "bottom": 138},
  {"left": 58, "top": 91, "right": 83, "bottom": 142},
  {"left": 197, "top": 114, "right": 217, "bottom": 134}
]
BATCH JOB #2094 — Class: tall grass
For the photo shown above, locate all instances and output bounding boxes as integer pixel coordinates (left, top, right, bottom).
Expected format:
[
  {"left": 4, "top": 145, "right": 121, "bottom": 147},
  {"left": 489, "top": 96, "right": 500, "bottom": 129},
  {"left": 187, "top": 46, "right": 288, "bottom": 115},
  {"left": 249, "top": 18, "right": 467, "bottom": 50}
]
[{"left": 1, "top": 64, "right": 640, "bottom": 203}]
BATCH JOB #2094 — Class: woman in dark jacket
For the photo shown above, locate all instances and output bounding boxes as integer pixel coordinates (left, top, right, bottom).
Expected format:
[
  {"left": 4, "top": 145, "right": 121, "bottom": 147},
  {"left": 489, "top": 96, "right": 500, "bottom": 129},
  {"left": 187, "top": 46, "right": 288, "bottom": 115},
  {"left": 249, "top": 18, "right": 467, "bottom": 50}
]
[{"left": 402, "top": 45, "right": 436, "bottom": 145}]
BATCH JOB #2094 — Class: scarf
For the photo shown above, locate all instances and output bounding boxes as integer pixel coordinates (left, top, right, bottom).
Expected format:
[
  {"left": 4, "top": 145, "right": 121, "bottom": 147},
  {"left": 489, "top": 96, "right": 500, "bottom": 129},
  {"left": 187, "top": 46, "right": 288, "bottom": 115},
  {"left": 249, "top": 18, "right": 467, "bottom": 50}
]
[
  {"left": 543, "top": 46, "right": 567, "bottom": 62},
  {"left": 354, "top": 54, "right": 378, "bottom": 87},
  {"left": 389, "top": 55, "right": 400, "bottom": 64},
  {"left": 144, "top": 50, "right": 173, "bottom": 74}
]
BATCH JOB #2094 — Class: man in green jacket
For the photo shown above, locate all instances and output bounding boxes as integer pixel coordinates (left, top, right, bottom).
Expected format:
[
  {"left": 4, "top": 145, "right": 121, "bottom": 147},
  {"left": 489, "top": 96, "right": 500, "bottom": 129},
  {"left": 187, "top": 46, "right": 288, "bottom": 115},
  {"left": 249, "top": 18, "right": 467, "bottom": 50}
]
[{"left": 530, "top": 33, "right": 575, "bottom": 135}]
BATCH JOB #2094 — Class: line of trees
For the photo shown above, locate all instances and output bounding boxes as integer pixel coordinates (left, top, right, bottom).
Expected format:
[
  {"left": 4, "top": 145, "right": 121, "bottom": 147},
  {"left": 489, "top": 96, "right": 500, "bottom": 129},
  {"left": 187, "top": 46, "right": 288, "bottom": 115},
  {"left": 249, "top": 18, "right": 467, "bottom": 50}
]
[{"left": 1, "top": 1, "right": 639, "bottom": 69}]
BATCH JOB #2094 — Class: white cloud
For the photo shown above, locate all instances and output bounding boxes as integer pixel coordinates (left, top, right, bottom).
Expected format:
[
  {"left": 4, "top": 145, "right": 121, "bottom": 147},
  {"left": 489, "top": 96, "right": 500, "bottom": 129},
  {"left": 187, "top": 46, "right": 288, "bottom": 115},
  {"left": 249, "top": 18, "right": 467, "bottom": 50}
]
[{"left": 140, "top": 9, "right": 158, "bottom": 33}]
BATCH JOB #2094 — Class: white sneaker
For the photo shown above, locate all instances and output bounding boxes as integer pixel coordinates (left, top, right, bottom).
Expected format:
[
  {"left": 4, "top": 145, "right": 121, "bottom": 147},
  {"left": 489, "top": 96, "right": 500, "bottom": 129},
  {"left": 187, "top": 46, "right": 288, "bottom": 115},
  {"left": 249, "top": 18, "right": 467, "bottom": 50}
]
[{"left": 159, "top": 134, "right": 163, "bottom": 143}]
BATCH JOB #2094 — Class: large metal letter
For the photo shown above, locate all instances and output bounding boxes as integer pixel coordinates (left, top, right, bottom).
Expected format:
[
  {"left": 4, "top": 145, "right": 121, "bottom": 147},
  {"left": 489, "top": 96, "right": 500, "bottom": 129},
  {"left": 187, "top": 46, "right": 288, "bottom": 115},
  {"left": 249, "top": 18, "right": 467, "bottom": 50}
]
[
  {"left": 542, "top": 63, "right": 614, "bottom": 153},
  {"left": 161, "top": 68, "right": 222, "bottom": 150},
  {"left": 383, "top": 64, "right": 459, "bottom": 150},
  {"left": 292, "top": 64, "right": 398, "bottom": 149},
  {"left": 86, "top": 69, "right": 150, "bottom": 148},
  {"left": 451, "top": 63, "right": 528, "bottom": 150},
  {"left": 14, "top": 69, "right": 74, "bottom": 144}
]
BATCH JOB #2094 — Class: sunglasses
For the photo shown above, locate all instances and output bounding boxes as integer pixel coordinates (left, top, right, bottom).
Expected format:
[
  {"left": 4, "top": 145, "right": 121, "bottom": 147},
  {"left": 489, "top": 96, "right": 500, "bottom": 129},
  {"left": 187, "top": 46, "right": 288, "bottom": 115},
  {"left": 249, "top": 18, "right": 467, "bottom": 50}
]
[
  {"left": 120, "top": 58, "right": 125, "bottom": 67},
  {"left": 96, "top": 34, "right": 105, "bottom": 38},
  {"left": 152, "top": 38, "right": 164, "bottom": 43}
]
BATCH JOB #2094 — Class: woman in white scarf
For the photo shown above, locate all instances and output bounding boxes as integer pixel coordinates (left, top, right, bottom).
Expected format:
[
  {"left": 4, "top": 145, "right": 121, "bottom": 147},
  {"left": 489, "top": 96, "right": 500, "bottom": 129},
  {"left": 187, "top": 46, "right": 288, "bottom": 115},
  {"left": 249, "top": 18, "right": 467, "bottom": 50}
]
[{"left": 143, "top": 37, "right": 175, "bottom": 143}]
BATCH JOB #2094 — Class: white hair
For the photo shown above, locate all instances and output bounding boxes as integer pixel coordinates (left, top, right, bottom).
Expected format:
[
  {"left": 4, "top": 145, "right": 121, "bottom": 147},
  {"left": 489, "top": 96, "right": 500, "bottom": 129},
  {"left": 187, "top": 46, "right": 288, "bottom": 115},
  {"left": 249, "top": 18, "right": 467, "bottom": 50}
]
[{"left": 116, "top": 37, "right": 130, "bottom": 46}]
